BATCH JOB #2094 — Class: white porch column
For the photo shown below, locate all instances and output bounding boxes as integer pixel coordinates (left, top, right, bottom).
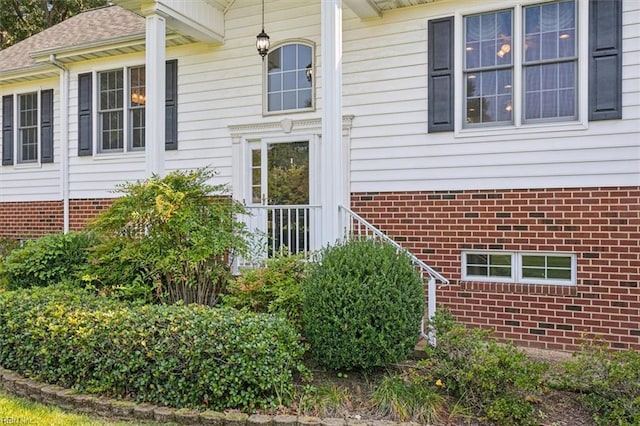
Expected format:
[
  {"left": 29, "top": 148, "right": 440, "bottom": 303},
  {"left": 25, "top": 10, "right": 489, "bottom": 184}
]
[
  {"left": 145, "top": 12, "right": 166, "bottom": 177},
  {"left": 320, "top": 0, "right": 343, "bottom": 247}
]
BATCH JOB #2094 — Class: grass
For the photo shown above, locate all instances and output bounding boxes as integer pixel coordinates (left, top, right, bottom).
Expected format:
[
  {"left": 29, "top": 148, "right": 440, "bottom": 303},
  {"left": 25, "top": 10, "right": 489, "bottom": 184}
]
[{"left": 0, "top": 390, "right": 167, "bottom": 426}]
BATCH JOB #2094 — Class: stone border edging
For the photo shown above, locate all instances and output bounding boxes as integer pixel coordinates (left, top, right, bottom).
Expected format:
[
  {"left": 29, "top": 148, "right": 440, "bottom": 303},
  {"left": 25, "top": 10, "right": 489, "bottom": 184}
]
[{"left": 0, "top": 367, "right": 421, "bottom": 426}]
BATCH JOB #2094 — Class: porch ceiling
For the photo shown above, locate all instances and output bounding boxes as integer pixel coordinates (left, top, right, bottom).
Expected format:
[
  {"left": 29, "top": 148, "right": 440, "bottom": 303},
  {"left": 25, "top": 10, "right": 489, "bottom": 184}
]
[{"left": 114, "top": 0, "right": 446, "bottom": 43}]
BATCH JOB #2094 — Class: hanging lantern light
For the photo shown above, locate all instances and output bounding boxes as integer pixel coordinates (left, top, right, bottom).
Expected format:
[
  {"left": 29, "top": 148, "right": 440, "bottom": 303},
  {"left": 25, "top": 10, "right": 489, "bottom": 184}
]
[{"left": 256, "top": 0, "right": 270, "bottom": 59}]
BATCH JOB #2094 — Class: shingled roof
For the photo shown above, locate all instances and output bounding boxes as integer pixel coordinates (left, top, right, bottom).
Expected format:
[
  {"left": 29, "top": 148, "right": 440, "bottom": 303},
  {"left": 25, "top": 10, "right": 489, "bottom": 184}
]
[{"left": 0, "top": 5, "right": 145, "bottom": 74}]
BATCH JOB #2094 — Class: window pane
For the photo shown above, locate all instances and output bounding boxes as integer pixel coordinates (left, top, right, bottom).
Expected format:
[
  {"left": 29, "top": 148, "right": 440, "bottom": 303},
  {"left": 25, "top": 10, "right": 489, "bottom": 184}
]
[
  {"left": 524, "top": 62, "right": 575, "bottom": 121},
  {"left": 297, "top": 45, "right": 312, "bottom": 69},
  {"left": 467, "top": 253, "right": 488, "bottom": 265},
  {"left": 522, "top": 255, "right": 544, "bottom": 267},
  {"left": 130, "top": 109, "right": 145, "bottom": 149},
  {"left": 466, "top": 70, "right": 513, "bottom": 125},
  {"left": 268, "top": 73, "right": 282, "bottom": 92},
  {"left": 283, "top": 71, "right": 297, "bottom": 91},
  {"left": 466, "top": 15, "right": 481, "bottom": 42},
  {"left": 467, "top": 265, "right": 488, "bottom": 276},
  {"left": 466, "top": 42, "right": 480, "bottom": 69},
  {"left": 298, "top": 89, "right": 312, "bottom": 109},
  {"left": 18, "top": 93, "right": 38, "bottom": 163},
  {"left": 282, "top": 91, "right": 297, "bottom": 110},
  {"left": 548, "top": 269, "right": 571, "bottom": 280},
  {"left": 282, "top": 45, "right": 297, "bottom": 71},
  {"left": 548, "top": 256, "right": 571, "bottom": 268},
  {"left": 268, "top": 49, "right": 281, "bottom": 72},
  {"left": 523, "top": 268, "right": 546, "bottom": 279},
  {"left": 490, "top": 254, "right": 511, "bottom": 266},
  {"left": 268, "top": 93, "right": 281, "bottom": 111},
  {"left": 490, "top": 266, "right": 512, "bottom": 277}
]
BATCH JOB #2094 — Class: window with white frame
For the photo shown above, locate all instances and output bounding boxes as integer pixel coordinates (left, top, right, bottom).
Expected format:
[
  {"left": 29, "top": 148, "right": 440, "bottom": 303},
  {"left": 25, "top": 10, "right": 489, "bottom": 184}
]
[
  {"left": 18, "top": 92, "right": 38, "bottom": 163},
  {"left": 266, "top": 43, "right": 313, "bottom": 113},
  {"left": 98, "top": 66, "right": 145, "bottom": 153},
  {"left": 462, "top": 251, "right": 576, "bottom": 285},
  {"left": 463, "top": 0, "right": 577, "bottom": 127}
]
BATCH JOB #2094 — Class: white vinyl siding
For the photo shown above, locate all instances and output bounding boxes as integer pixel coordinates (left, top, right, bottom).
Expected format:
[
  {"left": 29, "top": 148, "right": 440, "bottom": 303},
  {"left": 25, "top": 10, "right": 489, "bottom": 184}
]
[{"left": 2, "top": 0, "right": 638, "bottom": 202}]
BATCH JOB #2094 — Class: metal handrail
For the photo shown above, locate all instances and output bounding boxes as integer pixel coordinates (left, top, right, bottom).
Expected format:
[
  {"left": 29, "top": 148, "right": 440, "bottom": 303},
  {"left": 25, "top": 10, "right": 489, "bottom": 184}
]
[{"left": 338, "top": 204, "right": 449, "bottom": 284}]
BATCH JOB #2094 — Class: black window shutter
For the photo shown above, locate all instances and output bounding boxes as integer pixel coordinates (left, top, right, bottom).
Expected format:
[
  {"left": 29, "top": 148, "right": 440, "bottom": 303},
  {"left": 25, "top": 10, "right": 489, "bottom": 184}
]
[
  {"left": 2, "top": 95, "right": 13, "bottom": 166},
  {"left": 78, "top": 72, "right": 93, "bottom": 156},
  {"left": 165, "top": 59, "right": 178, "bottom": 150},
  {"left": 428, "top": 16, "right": 454, "bottom": 132},
  {"left": 40, "top": 89, "right": 54, "bottom": 163},
  {"left": 589, "top": 0, "right": 622, "bottom": 121}
]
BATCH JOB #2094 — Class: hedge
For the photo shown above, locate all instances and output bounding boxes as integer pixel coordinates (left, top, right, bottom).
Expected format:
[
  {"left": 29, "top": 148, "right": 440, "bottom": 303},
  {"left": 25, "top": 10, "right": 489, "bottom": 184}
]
[{"left": 0, "top": 287, "right": 305, "bottom": 411}]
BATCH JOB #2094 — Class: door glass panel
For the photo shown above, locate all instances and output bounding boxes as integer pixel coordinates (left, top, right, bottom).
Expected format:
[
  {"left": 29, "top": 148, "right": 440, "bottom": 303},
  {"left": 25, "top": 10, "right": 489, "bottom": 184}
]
[{"left": 267, "top": 141, "right": 309, "bottom": 205}]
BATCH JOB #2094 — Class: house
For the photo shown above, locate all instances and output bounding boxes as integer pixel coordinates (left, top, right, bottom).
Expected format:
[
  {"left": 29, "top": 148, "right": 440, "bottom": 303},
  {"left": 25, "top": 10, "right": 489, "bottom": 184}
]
[{"left": 0, "top": 0, "right": 638, "bottom": 352}]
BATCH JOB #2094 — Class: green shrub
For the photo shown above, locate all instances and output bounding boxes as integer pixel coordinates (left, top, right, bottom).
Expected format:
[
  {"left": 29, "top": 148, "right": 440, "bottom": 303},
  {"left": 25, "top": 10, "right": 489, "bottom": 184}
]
[
  {"left": 550, "top": 341, "right": 640, "bottom": 426},
  {"left": 224, "top": 252, "right": 307, "bottom": 330},
  {"left": 418, "top": 309, "right": 548, "bottom": 426},
  {"left": 0, "top": 286, "right": 306, "bottom": 411},
  {"left": 302, "top": 239, "right": 424, "bottom": 371},
  {"left": 0, "top": 232, "right": 95, "bottom": 290},
  {"left": 84, "top": 168, "right": 250, "bottom": 305}
]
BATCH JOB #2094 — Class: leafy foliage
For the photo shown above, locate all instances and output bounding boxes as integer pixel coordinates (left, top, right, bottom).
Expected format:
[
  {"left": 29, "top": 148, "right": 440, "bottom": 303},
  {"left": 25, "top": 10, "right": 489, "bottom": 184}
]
[
  {"left": 418, "top": 309, "right": 548, "bottom": 426},
  {"left": 224, "top": 252, "right": 307, "bottom": 331},
  {"left": 0, "top": 0, "right": 108, "bottom": 49},
  {"left": 550, "top": 341, "right": 640, "bottom": 426},
  {"left": 0, "top": 232, "right": 95, "bottom": 290},
  {"left": 302, "top": 239, "right": 424, "bottom": 371},
  {"left": 84, "top": 168, "right": 250, "bottom": 305},
  {"left": 0, "top": 286, "right": 306, "bottom": 411}
]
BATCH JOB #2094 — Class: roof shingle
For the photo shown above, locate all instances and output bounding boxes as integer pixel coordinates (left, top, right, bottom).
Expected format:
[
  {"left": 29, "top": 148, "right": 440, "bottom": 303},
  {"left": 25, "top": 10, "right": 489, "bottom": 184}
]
[{"left": 0, "top": 5, "right": 144, "bottom": 73}]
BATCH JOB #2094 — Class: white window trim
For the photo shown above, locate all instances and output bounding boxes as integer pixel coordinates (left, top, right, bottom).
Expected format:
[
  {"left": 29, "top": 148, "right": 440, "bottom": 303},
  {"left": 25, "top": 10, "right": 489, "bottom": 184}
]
[
  {"left": 453, "top": 0, "right": 589, "bottom": 138},
  {"left": 93, "top": 65, "right": 145, "bottom": 156},
  {"left": 262, "top": 39, "right": 316, "bottom": 117},
  {"left": 462, "top": 250, "right": 577, "bottom": 286}
]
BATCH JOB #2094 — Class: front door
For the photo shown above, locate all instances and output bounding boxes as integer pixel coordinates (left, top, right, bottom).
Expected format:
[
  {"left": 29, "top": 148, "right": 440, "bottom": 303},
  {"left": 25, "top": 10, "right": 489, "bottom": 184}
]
[{"left": 248, "top": 139, "right": 315, "bottom": 258}]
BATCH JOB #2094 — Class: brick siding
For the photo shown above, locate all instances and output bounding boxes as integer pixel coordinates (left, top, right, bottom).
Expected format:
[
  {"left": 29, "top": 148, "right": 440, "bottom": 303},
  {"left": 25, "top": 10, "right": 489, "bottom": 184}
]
[
  {"left": 352, "top": 187, "right": 640, "bottom": 351},
  {"left": 0, "top": 198, "right": 114, "bottom": 240},
  {"left": 0, "top": 201, "right": 64, "bottom": 240}
]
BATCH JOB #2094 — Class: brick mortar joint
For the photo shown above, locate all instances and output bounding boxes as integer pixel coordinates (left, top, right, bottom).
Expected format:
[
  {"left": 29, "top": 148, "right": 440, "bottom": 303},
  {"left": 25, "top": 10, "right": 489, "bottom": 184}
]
[{"left": 0, "top": 366, "right": 408, "bottom": 425}]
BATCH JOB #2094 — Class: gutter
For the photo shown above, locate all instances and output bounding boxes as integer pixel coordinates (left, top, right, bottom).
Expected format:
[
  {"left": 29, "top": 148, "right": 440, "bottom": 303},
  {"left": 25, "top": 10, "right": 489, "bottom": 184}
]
[{"left": 48, "top": 55, "right": 70, "bottom": 234}]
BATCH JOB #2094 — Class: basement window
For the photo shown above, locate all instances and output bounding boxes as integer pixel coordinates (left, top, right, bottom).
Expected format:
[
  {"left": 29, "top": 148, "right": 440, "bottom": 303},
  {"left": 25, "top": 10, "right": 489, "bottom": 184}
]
[{"left": 462, "top": 251, "right": 576, "bottom": 285}]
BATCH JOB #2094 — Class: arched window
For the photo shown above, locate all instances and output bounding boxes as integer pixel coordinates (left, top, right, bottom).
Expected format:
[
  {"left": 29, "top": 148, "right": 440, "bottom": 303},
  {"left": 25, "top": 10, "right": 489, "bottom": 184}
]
[{"left": 266, "top": 42, "right": 314, "bottom": 113}]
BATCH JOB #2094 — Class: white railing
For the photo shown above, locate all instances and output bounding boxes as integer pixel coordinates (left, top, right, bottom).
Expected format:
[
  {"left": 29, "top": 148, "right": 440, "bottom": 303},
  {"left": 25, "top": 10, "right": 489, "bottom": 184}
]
[
  {"left": 236, "top": 204, "right": 321, "bottom": 269},
  {"left": 338, "top": 204, "right": 449, "bottom": 345}
]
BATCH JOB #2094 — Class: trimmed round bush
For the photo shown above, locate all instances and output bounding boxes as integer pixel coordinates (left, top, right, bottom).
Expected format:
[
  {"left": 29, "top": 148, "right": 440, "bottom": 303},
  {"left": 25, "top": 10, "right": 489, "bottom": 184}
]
[
  {"left": 0, "top": 286, "right": 305, "bottom": 411},
  {"left": 302, "top": 239, "right": 424, "bottom": 370}
]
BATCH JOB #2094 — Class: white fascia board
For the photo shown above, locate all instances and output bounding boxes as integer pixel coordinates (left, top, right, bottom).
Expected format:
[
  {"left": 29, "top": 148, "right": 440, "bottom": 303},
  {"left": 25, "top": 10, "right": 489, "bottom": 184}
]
[
  {"left": 30, "top": 33, "right": 147, "bottom": 63},
  {"left": 142, "top": 1, "right": 224, "bottom": 45},
  {"left": 344, "top": 0, "right": 382, "bottom": 20},
  {"left": 0, "top": 64, "right": 57, "bottom": 85}
]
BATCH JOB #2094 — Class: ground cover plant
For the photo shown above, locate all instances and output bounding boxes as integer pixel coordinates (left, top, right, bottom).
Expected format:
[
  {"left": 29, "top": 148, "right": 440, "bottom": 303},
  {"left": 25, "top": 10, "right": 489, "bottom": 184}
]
[{"left": 302, "top": 238, "right": 424, "bottom": 371}]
